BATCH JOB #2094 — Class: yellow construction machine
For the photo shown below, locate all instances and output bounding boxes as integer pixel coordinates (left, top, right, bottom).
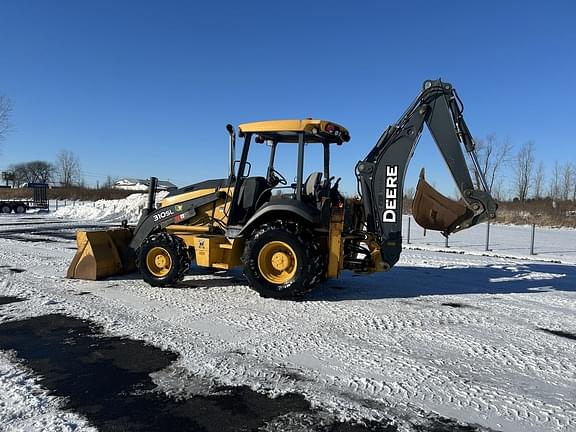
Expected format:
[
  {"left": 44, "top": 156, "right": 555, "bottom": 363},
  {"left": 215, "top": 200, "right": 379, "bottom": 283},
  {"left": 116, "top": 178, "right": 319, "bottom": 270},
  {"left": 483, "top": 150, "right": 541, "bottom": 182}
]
[{"left": 68, "top": 80, "right": 497, "bottom": 298}]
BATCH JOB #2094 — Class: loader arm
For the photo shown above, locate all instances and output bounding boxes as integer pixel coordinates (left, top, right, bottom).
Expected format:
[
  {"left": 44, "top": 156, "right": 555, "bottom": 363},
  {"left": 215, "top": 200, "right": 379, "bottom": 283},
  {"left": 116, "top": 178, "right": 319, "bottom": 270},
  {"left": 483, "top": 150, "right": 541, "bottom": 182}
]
[{"left": 355, "top": 79, "right": 497, "bottom": 268}]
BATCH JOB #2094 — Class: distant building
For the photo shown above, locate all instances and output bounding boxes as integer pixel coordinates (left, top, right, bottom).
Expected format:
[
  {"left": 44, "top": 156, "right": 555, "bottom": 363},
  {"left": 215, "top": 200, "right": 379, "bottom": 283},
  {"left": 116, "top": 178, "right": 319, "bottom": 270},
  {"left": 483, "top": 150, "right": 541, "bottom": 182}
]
[{"left": 114, "top": 178, "right": 177, "bottom": 192}]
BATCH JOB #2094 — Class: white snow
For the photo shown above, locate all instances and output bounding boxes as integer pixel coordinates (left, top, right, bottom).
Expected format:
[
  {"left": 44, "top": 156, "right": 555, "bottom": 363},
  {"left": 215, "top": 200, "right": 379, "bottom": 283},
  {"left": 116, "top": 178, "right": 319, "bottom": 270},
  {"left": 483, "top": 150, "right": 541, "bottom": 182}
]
[
  {"left": 39, "top": 197, "right": 576, "bottom": 263},
  {"left": 49, "top": 192, "right": 168, "bottom": 224},
  {"left": 402, "top": 215, "right": 576, "bottom": 264},
  {"left": 0, "top": 275, "right": 96, "bottom": 432},
  {"left": 0, "top": 210, "right": 575, "bottom": 431},
  {"left": 0, "top": 351, "right": 96, "bottom": 432}
]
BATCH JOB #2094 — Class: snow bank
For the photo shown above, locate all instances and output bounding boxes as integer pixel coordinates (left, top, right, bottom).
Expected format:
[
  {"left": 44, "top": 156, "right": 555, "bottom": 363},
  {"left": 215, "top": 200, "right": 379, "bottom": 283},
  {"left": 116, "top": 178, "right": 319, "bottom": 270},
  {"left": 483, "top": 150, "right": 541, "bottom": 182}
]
[{"left": 51, "top": 192, "right": 168, "bottom": 224}]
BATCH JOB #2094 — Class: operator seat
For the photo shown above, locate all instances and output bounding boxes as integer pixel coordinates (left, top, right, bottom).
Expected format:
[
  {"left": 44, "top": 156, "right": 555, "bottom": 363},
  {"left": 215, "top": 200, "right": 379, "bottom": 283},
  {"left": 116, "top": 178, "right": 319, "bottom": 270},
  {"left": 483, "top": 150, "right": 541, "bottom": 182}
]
[
  {"left": 235, "top": 177, "right": 271, "bottom": 223},
  {"left": 303, "top": 172, "right": 322, "bottom": 204}
]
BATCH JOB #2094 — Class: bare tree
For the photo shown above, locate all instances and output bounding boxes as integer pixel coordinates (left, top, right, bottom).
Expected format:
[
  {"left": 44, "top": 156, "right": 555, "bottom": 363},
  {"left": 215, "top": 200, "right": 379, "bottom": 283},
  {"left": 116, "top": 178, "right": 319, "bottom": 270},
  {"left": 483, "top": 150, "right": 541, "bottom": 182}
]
[
  {"left": 9, "top": 161, "right": 55, "bottom": 185},
  {"left": 103, "top": 175, "right": 118, "bottom": 189},
  {"left": 513, "top": 141, "right": 535, "bottom": 203},
  {"left": 573, "top": 167, "right": 576, "bottom": 201},
  {"left": 404, "top": 186, "right": 416, "bottom": 200},
  {"left": 0, "top": 94, "right": 13, "bottom": 144},
  {"left": 31, "top": 161, "right": 54, "bottom": 183},
  {"left": 8, "top": 163, "right": 29, "bottom": 187},
  {"left": 549, "top": 161, "right": 561, "bottom": 200},
  {"left": 56, "top": 150, "right": 81, "bottom": 187},
  {"left": 533, "top": 161, "right": 546, "bottom": 199},
  {"left": 560, "top": 162, "right": 574, "bottom": 201},
  {"left": 490, "top": 177, "right": 507, "bottom": 201},
  {"left": 469, "top": 134, "right": 513, "bottom": 192}
]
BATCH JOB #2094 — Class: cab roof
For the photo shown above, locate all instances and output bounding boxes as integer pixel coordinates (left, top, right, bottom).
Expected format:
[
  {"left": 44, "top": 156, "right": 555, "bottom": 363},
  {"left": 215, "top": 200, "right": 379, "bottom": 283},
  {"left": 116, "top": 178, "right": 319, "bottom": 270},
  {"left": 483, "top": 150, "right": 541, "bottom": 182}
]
[{"left": 238, "top": 119, "right": 350, "bottom": 144}]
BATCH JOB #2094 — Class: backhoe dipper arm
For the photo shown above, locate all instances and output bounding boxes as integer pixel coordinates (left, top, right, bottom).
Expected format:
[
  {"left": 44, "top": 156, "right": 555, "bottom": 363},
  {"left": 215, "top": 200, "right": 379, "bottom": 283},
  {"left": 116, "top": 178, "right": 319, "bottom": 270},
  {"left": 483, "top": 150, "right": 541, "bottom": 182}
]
[{"left": 355, "top": 79, "right": 497, "bottom": 268}]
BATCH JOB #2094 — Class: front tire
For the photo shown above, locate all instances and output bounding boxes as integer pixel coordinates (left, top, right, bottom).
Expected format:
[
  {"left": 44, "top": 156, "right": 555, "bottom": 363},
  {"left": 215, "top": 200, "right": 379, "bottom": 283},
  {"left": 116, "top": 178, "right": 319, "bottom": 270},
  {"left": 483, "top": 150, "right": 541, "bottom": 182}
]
[
  {"left": 242, "top": 221, "right": 324, "bottom": 299},
  {"left": 137, "top": 232, "right": 190, "bottom": 287}
]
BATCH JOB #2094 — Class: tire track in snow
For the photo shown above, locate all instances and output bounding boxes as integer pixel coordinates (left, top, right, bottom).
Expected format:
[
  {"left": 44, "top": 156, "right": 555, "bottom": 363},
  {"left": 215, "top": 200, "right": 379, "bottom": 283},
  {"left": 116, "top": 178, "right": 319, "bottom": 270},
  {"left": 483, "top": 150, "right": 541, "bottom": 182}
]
[{"left": 2, "top": 222, "right": 576, "bottom": 431}]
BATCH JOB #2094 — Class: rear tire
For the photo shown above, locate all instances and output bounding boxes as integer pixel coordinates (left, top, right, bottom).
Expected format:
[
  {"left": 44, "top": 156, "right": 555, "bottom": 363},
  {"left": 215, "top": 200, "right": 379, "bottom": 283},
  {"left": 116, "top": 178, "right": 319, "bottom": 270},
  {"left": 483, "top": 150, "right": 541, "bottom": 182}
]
[
  {"left": 1, "top": 204, "right": 11, "bottom": 214},
  {"left": 14, "top": 204, "right": 26, "bottom": 214},
  {"left": 137, "top": 232, "right": 190, "bottom": 287},
  {"left": 242, "top": 221, "right": 324, "bottom": 299}
]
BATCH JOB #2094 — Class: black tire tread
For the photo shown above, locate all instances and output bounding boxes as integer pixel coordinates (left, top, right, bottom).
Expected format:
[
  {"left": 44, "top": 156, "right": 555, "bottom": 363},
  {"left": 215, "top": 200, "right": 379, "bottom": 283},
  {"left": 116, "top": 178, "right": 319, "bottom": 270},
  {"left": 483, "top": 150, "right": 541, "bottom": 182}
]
[
  {"left": 242, "top": 220, "right": 324, "bottom": 299},
  {"left": 137, "top": 232, "right": 190, "bottom": 287}
]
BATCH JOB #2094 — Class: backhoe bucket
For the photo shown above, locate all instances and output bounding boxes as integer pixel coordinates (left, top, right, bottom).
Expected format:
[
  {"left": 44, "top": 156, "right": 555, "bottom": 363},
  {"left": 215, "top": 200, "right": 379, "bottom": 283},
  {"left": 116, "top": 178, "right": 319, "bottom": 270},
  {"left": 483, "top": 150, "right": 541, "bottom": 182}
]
[
  {"left": 66, "top": 228, "right": 135, "bottom": 280},
  {"left": 412, "top": 169, "right": 472, "bottom": 233}
]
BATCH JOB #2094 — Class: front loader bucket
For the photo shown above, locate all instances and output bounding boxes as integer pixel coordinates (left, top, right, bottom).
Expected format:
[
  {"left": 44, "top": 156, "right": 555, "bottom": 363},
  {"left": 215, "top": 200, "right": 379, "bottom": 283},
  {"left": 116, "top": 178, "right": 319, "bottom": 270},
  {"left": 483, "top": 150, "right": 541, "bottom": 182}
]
[
  {"left": 66, "top": 228, "right": 135, "bottom": 280},
  {"left": 412, "top": 169, "right": 472, "bottom": 233}
]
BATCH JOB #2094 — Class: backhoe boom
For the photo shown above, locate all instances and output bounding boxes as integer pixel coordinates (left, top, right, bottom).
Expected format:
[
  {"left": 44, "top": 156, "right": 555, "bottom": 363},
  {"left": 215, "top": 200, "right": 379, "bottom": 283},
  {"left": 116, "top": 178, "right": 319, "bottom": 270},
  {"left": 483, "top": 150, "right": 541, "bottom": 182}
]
[{"left": 356, "top": 79, "right": 497, "bottom": 269}]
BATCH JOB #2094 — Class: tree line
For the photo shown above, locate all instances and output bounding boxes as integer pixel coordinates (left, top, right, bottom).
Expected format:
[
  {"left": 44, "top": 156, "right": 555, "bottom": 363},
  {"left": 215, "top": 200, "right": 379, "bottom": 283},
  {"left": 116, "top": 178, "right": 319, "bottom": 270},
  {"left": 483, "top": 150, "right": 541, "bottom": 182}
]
[
  {"left": 0, "top": 94, "right": 88, "bottom": 188},
  {"left": 2, "top": 90, "right": 574, "bottom": 201},
  {"left": 468, "top": 135, "right": 575, "bottom": 203},
  {"left": 6, "top": 150, "right": 82, "bottom": 187}
]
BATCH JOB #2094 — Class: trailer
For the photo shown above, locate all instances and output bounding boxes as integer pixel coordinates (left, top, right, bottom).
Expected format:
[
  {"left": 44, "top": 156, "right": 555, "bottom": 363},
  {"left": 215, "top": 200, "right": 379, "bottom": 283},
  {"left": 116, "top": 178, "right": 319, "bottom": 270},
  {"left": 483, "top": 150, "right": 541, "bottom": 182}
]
[
  {"left": 0, "top": 200, "right": 29, "bottom": 214},
  {"left": 0, "top": 183, "right": 49, "bottom": 214}
]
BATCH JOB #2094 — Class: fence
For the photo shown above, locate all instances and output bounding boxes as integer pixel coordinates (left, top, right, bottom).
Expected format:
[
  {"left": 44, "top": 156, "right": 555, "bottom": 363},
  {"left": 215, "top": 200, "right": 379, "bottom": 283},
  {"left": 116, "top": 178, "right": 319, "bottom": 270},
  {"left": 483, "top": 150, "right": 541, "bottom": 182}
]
[
  {"left": 403, "top": 214, "right": 575, "bottom": 261},
  {"left": 51, "top": 199, "right": 72, "bottom": 211}
]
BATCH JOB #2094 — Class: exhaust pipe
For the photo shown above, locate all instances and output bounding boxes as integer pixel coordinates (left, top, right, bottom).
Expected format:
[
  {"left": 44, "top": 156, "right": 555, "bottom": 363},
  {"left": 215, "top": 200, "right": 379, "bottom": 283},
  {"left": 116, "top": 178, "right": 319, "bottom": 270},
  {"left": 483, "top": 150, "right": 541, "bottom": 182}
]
[
  {"left": 226, "top": 124, "right": 236, "bottom": 180},
  {"left": 146, "top": 176, "right": 158, "bottom": 214}
]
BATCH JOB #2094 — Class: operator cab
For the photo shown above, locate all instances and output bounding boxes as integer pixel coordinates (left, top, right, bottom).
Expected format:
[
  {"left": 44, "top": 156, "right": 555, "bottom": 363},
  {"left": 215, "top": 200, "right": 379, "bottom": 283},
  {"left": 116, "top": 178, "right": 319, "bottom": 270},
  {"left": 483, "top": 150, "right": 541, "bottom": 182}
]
[{"left": 226, "top": 119, "right": 350, "bottom": 227}]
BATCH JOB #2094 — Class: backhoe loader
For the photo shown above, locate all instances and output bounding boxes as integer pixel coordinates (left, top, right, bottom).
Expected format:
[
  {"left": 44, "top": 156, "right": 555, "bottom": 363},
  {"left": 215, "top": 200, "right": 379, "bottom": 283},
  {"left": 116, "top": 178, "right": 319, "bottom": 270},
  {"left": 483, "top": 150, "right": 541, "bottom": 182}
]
[{"left": 67, "top": 79, "right": 497, "bottom": 298}]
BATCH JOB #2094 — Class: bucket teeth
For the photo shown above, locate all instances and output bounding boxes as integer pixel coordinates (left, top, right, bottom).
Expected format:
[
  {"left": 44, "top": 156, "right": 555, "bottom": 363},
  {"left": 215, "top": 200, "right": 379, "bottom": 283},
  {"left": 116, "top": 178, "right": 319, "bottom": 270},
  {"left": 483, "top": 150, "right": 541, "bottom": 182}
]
[{"left": 67, "top": 228, "right": 135, "bottom": 280}]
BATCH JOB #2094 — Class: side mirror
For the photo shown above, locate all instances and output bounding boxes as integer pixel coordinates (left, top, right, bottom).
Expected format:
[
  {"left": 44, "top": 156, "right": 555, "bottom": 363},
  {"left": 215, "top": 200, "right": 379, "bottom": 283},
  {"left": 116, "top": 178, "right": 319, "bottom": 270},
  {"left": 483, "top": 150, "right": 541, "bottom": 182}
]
[{"left": 232, "top": 160, "right": 251, "bottom": 178}]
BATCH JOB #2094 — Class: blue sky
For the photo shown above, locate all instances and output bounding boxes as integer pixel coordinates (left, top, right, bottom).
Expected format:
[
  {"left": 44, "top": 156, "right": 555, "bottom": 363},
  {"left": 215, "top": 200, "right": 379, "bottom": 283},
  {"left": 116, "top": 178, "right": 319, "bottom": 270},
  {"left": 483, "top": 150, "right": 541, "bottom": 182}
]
[{"left": 0, "top": 1, "right": 575, "bottom": 195}]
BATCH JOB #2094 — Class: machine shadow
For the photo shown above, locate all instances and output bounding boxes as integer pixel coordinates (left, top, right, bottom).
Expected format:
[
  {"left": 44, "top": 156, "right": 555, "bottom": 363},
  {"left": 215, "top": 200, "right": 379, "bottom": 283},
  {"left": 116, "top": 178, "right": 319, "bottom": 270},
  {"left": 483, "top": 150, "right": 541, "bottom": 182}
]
[
  {"left": 107, "top": 267, "right": 248, "bottom": 290},
  {"left": 306, "top": 262, "right": 576, "bottom": 302},
  {"left": 107, "top": 262, "right": 575, "bottom": 301}
]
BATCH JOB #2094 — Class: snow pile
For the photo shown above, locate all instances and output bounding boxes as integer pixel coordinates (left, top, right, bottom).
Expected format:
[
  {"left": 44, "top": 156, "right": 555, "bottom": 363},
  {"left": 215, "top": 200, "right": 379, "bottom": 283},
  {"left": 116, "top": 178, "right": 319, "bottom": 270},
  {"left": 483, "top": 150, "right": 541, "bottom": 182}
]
[{"left": 51, "top": 192, "right": 168, "bottom": 224}]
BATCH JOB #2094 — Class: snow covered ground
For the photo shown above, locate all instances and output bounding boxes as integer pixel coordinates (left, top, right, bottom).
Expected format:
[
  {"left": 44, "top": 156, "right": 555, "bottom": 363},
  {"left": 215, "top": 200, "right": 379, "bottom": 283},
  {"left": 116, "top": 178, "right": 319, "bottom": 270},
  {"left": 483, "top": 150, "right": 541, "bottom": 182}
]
[
  {"left": 0, "top": 206, "right": 575, "bottom": 431},
  {"left": 25, "top": 194, "right": 576, "bottom": 263},
  {"left": 402, "top": 215, "right": 576, "bottom": 264}
]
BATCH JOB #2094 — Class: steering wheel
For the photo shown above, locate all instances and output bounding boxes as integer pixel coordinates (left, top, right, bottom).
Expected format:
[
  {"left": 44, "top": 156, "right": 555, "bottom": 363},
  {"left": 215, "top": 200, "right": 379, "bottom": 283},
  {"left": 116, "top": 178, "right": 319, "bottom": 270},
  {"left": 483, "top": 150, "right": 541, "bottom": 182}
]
[{"left": 269, "top": 169, "right": 287, "bottom": 186}]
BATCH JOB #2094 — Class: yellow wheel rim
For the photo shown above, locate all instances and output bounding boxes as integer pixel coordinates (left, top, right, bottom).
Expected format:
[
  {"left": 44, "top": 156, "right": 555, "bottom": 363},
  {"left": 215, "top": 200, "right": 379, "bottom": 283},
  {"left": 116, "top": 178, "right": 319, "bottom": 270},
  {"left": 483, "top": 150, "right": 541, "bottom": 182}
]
[
  {"left": 146, "top": 246, "right": 172, "bottom": 277},
  {"left": 257, "top": 241, "right": 297, "bottom": 285}
]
